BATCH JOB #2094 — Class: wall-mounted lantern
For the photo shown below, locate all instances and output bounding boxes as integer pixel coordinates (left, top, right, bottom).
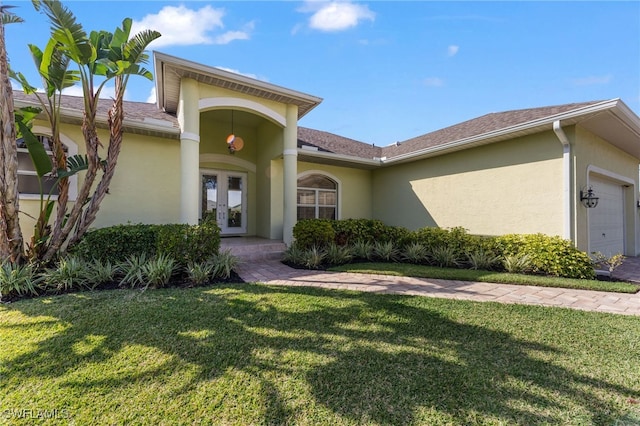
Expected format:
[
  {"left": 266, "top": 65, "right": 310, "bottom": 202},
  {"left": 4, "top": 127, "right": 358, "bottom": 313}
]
[{"left": 580, "top": 187, "right": 599, "bottom": 208}]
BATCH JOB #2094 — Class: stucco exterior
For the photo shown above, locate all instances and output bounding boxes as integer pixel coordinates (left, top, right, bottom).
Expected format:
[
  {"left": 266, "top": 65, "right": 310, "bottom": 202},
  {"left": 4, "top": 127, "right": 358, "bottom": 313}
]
[
  {"left": 373, "top": 133, "right": 565, "bottom": 236},
  {"left": 13, "top": 52, "right": 640, "bottom": 256}
]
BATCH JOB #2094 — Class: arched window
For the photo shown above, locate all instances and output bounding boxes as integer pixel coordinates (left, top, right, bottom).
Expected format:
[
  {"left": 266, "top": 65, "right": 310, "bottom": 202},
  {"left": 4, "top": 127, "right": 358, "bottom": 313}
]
[
  {"left": 16, "top": 130, "right": 78, "bottom": 200},
  {"left": 297, "top": 174, "right": 337, "bottom": 220}
]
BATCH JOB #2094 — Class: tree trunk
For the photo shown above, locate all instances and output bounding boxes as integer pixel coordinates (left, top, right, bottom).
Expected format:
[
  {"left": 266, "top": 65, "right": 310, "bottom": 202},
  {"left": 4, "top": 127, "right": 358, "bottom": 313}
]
[
  {"left": 0, "top": 17, "right": 24, "bottom": 263},
  {"left": 69, "top": 76, "right": 125, "bottom": 247}
]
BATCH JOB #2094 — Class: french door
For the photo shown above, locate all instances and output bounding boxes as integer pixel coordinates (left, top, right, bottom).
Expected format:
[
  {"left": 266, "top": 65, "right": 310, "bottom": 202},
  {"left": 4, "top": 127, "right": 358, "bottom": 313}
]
[{"left": 201, "top": 170, "right": 247, "bottom": 235}]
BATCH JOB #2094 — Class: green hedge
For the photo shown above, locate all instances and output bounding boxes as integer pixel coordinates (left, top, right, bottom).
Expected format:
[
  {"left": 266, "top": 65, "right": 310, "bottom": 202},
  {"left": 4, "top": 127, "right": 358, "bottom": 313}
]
[
  {"left": 293, "top": 219, "right": 335, "bottom": 250},
  {"left": 71, "top": 222, "right": 221, "bottom": 265},
  {"left": 289, "top": 219, "right": 595, "bottom": 280},
  {"left": 494, "top": 233, "right": 594, "bottom": 279}
]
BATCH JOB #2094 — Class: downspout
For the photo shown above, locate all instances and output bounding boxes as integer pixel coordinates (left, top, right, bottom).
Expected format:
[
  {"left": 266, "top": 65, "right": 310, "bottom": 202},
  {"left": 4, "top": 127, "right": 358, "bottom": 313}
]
[{"left": 553, "top": 120, "right": 572, "bottom": 241}]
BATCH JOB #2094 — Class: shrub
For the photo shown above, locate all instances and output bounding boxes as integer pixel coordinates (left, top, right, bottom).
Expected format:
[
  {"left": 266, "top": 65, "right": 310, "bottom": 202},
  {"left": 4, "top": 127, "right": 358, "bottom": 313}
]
[
  {"left": 431, "top": 245, "right": 460, "bottom": 268},
  {"left": 324, "top": 242, "right": 353, "bottom": 266},
  {"left": 332, "top": 219, "right": 409, "bottom": 246},
  {"left": 0, "top": 262, "right": 41, "bottom": 300},
  {"left": 502, "top": 253, "right": 533, "bottom": 274},
  {"left": 373, "top": 241, "right": 400, "bottom": 262},
  {"left": 293, "top": 219, "right": 335, "bottom": 250},
  {"left": 84, "top": 260, "right": 120, "bottom": 289},
  {"left": 72, "top": 222, "right": 221, "bottom": 266},
  {"left": 282, "top": 243, "right": 306, "bottom": 266},
  {"left": 119, "top": 253, "right": 149, "bottom": 288},
  {"left": 495, "top": 234, "right": 594, "bottom": 279},
  {"left": 466, "top": 248, "right": 501, "bottom": 271},
  {"left": 141, "top": 254, "right": 177, "bottom": 289},
  {"left": 412, "top": 226, "right": 482, "bottom": 257},
  {"left": 185, "top": 261, "right": 215, "bottom": 286},
  {"left": 156, "top": 222, "right": 221, "bottom": 266},
  {"left": 72, "top": 224, "right": 158, "bottom": 263},
  {"left": 351, "top": 239, "right": 374, "bottom": 261},
  {"left": 211, "top": 250, "right": 240, "bottom": 279},
  {"left": 43, "top": 255, "right": 90, "bottom": 292},
  {"left": 402, "top": 242, "right": 428, "bottom": 264},
  {"left": 302, "top": 246, "right": 325, "bottom": 269}
]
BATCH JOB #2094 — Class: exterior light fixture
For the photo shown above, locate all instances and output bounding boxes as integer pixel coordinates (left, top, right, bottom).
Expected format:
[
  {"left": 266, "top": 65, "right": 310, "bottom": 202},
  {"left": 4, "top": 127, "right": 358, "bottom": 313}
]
[
  {"left": 226, "top": 110, "right": 244, "bottom": 154},
  {"left": 580, "top": 187, "right": 599, "bottom": 208}
]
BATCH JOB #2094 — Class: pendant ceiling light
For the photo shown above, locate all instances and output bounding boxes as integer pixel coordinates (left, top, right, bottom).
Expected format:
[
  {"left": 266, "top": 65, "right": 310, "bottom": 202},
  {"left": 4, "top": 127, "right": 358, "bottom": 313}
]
[{"left": 226, "top": 110, "right": 244, "bottom": 154}]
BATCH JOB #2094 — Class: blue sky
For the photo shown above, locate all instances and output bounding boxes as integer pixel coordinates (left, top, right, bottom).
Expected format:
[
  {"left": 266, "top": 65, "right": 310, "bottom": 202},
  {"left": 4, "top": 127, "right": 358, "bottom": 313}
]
[{"left": 5, "top": 1, "right": 640, "bottom": 146}]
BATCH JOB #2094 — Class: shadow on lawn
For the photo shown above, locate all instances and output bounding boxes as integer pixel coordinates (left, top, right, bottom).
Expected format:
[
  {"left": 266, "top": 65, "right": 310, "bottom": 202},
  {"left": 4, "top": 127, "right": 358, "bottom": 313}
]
[{"left": 3, "top": 284, "right": 639, "bottom": 424}]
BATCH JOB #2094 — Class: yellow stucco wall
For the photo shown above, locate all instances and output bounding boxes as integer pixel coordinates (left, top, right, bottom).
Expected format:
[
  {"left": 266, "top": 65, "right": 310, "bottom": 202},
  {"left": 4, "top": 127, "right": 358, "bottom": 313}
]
[
  {"left": 372, "top": 132, "right": 565, "bottom": 236},
  {"left": 572, "top": 125, "right": 639, "bottom": 254},
  {"left": 18, "top": 120, "right": 181, "bottom": 242},
  {"left": 297, "top": 162, "right": 373, "bottom": 220}
]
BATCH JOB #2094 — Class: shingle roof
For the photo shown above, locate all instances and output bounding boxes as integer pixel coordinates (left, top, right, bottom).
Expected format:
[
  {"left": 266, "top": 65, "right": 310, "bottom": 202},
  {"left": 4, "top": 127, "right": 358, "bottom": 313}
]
[
  {"left": 12, "top": 90, "right": 180, "bottom": 138},
  {"left": 12, "top": 90, "right": 617, "bottom": 162},
  {"left": 381, "top": 101, "right": 605, "bottom": 158},
  {"left": 297, "top": 127, "right": 382, "bottom": 159}
]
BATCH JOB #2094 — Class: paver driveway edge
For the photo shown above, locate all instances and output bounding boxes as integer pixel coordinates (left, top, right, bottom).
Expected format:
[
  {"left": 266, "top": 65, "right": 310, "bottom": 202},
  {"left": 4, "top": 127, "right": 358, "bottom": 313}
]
[{"left": 235, "top": 259, "right": 640, "bottom": 316}]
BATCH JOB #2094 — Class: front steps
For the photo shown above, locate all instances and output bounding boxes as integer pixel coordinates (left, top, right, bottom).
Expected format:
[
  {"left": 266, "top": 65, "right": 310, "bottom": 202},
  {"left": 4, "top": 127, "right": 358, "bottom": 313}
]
[{"left": 220, "top": 237, "right": 286, "bottom": 262}]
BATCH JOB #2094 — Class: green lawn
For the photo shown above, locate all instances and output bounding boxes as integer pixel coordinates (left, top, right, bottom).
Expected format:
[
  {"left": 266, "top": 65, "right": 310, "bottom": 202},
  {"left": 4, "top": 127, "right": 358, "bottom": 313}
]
[
  {"left": 329, "top": 262, "right": 640, "bottom": 294},
  {"left": 1, "top": 284, "right": 639, "bottom": 425}
]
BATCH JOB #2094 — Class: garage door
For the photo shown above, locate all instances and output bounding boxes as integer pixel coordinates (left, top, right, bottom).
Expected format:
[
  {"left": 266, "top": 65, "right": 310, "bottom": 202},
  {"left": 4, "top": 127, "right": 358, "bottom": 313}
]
[{"left": 588, "top": 176, "right": 625, "bottom": 257}]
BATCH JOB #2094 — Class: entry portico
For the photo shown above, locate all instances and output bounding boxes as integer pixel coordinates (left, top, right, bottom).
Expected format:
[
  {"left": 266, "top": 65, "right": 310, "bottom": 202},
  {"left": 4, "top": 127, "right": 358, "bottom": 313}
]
[{"left": 154, "top": 52, "right": 322, "bottom": 244}]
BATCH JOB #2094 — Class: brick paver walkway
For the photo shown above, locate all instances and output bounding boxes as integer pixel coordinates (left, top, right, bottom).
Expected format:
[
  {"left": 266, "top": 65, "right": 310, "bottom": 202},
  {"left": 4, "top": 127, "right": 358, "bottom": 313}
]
[{"left": 235, "top": 259, "right": 640, "bottom": 316}]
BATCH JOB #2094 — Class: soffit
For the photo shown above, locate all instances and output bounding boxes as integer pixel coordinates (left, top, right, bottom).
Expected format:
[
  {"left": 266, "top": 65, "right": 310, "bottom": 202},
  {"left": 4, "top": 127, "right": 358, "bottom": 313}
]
[{"left": 155, "top": 52, "right": 323, "bottom": 120}]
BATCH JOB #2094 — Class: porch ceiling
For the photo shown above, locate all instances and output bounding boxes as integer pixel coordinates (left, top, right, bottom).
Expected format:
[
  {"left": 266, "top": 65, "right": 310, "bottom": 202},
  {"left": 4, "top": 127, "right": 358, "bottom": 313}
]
[{"left": 155, "top": 52, "right": 323, "bottom": 119}]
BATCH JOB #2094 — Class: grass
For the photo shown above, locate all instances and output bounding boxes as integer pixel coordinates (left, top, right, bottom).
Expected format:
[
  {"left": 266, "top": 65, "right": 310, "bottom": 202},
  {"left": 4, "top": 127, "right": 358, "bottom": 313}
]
[
  {"left": 1, "top": 284, "right": 639, "bottom": 425},
  {"left": 329, "top": 262, "right": 640, "bottom": 294}
]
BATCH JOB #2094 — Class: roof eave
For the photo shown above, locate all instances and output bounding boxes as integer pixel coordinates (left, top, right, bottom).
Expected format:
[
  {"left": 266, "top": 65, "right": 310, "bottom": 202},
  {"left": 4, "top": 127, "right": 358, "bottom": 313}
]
[
  {"left": 15, "top": 98, "right": 181, "bottom": 140},
  {"left": 154, "top": 51, "right": 323, "bottom": 119},
  {"left": 297, "top": 148, "right": 382, "bottom": 170},
  {"left": 382, "top": 99, "right": 637, "bottom": 165}
]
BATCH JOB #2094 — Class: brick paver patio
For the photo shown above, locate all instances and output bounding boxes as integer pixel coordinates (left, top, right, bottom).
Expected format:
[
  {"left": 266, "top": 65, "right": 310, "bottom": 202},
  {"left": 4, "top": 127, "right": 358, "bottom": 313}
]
[{"left": 235, "top": 258, "right": 640, "bottom": 316}]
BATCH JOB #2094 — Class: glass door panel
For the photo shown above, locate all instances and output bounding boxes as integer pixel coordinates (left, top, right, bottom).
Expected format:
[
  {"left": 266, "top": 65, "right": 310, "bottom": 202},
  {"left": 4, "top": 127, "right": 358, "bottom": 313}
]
[
  {"left": 227, "top": 176, "right": 243, "bottom": 229},
  {"left": 201, "top": 170, "right": 247, "bottom": 235}
]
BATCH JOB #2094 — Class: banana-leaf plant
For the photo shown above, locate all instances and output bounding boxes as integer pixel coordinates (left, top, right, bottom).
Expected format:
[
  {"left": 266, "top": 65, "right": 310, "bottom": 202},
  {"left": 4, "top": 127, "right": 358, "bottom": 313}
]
[
  {"left": 14, "top": 106, "right": 90, "bottom": 259},
  {"left": 9, "top": 0, "right": 160, "bottom": 262}
]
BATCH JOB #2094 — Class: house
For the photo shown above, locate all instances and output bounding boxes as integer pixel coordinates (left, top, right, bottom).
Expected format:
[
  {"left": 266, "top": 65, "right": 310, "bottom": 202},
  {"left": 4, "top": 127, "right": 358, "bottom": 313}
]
[{"left": 14, "top": 51, "right": 640, "bottom": 257}]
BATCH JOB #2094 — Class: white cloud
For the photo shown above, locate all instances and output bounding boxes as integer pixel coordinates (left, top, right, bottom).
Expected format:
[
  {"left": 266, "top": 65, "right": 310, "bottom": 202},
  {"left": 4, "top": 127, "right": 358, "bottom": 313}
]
[
  {"left": 447, "top": 45, "right": 459, "bottom": 57},
  {"left": 571, "top": 74, "right": 613, "bottom": 86},
  {"left": 423, "top": 77, "right": 444, "bottom": 87},
  {"left": 131, "top": 5, "right": 251, "bottom": 47},
  {"left": 61, "top": 85, "right": 116, "bottom": 99},
  {"left": 146, "top": 87, "right": 156, "bottom": 104},
  {"left": 303, "top": 1, "right": 375, "bottom": 32}
]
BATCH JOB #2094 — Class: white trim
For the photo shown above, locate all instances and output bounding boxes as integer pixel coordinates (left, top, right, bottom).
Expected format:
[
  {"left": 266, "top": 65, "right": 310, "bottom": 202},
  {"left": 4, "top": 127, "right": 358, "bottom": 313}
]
[
  {"left": 200, "top": 169, "right": 248, "bottom": 235},
  {"left": 297, "top": 170, "right": 342, "bottom": 220},
  {"left": 180, "top": 132, "right": 200, "bottom": 142},
  {"left": 199, "top": 97, "right": 286, "bottom": 127},
  {"left": 283, "top": 149, "right": 298, "bottom": 157},
  {"left": 586, "top": 165, "right": 635, "bottom": 186},
  {"left": 199, "top": 153, "right": 256, "bottom": 173},
  {"left": 586, "top": 165, "right": 635, "bottom": 256}
]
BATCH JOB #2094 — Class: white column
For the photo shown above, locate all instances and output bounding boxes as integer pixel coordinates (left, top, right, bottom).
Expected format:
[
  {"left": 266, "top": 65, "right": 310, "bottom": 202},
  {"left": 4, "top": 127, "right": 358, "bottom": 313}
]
[
  {"left": 282, "top": 104, "right": 298, "bottom": 245},
  {"left": 178, "top": 78, "right": 200, "bottom": 225}
]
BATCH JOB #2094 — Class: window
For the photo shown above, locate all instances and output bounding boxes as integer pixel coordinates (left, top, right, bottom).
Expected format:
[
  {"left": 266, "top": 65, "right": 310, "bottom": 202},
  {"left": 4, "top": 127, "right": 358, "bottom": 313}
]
[
  {"left": 297, "top": 174, "right": 337, "bottom": 220},
  {"left": 16, "top": 131, "right": 77, "bottom": 200}
]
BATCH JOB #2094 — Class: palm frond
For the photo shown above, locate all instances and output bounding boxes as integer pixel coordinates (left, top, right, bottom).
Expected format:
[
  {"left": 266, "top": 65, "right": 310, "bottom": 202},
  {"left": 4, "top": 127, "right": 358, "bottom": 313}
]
[
  {"left": 1, "top": 5, "right": 23, "bottom": 24},
  {"left": 33, "top": 0, "right": 94, "bottom": 64}
]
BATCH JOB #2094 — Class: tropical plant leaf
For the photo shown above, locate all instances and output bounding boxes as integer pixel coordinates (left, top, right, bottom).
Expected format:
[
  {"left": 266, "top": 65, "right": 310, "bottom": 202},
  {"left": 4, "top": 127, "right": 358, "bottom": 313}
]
[
  {"left": 16, "top": 121, "right": 52, "bottom": 177},
  {"left": 33, "top": 0, "right": 94, "bottom": 64},
  {"left": 57, "top": 154, "right": 88, "bottom": 178}
]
